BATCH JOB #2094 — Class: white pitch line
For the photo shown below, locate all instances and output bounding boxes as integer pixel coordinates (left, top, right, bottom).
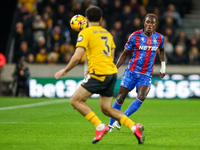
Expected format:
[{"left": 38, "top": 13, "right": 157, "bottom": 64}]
[{"left": 0, "top": 99, "right": 70, "bottom": 111}]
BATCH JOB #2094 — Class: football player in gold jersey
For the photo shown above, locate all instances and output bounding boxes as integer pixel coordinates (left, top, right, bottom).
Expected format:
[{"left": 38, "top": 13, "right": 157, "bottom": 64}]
[{"left": 55, "top": 6, "right": 145, "bottom": 144}]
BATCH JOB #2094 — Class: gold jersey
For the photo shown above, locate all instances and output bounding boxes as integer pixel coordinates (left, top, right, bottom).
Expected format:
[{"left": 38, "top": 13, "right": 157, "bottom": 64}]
[{"left": 76, "top": 26, "right": 117, "bottom": 75}]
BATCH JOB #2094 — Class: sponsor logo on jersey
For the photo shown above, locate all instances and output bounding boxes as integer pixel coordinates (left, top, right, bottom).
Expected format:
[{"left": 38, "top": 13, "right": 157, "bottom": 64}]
[{"left": 139, "top": 46, "right": 158, "bottom": 51}]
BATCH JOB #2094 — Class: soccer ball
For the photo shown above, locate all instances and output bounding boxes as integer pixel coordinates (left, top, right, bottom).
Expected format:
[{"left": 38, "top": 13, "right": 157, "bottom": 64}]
[{"left": 70, "top": 15, "right": 88, "bottom": 32}]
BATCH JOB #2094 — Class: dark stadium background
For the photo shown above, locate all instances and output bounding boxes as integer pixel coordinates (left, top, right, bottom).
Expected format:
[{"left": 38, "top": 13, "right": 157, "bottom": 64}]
[{"left": 0, "top": 0, "right": 17, "bottom": 54}]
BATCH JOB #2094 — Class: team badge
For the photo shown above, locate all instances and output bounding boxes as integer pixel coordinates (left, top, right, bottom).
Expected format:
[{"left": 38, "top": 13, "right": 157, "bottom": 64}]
[
  {"left": 77, "top": 35, "right": 83, "bottom": 42},
  {"left": 153, "top": 38, "right": 157, "bottom": 43}
]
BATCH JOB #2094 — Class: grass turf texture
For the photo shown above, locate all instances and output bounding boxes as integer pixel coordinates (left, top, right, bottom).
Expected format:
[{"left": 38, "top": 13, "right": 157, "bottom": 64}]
[{"left": 0, "top": 97, "right": 200, "bottom": 150}]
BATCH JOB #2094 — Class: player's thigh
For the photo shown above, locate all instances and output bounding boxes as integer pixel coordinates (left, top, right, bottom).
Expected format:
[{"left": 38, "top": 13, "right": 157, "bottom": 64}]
[
  {"left": 99, "top": 95, "right": 113, "bottom": 111},
  {"left": 136, "top": 74, "right": 151, "bottom": 100},
  {"left": 71, "top": 85, "right": 93, "bottom": 103},
  {"left": 118, "top": 86, "right": 130, "bottom": 99},
  {"left": 120, "top": 69, "right": 136, "bottom": 91},
  {"left": 136, "top": 74, "right": 151, "bottom": 91}
]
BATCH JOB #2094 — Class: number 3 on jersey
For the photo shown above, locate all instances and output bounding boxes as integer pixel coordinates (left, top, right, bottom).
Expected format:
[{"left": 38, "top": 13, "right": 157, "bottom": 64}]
[{"left": 101, "top": 36, "right": 110, "bottom": 56}]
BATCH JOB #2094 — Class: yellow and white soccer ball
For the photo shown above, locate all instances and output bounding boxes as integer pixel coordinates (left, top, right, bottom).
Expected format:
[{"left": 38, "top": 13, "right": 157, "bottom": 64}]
[{"left": 70, "top": 14, "right": 88, "bottom": 32}]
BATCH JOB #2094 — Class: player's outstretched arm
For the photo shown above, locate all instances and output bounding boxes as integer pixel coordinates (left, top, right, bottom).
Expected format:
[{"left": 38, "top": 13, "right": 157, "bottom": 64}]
[
  {"left": 158, "top": 47, "right": 166, "bottom": 78},
  {"left": 54, "top": 47, "right": 85, "bottom": 79},
  {"left": 116, "top": 48, "right": 130, "bottom": 68}
]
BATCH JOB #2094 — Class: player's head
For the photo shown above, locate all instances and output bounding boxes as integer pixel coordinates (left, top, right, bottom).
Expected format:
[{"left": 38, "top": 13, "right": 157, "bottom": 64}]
[
  {"left": 85, "top": 6, "right": 103, "bottom": 22},
  {"left": 142, "top": 13, "right": 158, "bottom": 32}
]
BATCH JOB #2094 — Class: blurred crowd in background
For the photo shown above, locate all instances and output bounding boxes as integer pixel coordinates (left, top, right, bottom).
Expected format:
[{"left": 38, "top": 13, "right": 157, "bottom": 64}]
[{"left": 11, "top": 0, "right": 200, "bottom": 65}]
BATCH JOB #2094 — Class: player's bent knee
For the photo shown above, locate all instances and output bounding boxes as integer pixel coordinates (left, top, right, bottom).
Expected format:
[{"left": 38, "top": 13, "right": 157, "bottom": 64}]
[
  {"left": 137, "top": 94, "right": 146, "bottom": 101},
  {"left": 70, "top": 96, "right": 79, "bottom": 107},
  {"left": 101, "top": 106, "right": 111, "bottom": 116},
  {"left": 116, "top": 95, "right": 126, "bottom": 104},
  {"left": 70, "top": 98, "right": 76, "bottom": 106}
]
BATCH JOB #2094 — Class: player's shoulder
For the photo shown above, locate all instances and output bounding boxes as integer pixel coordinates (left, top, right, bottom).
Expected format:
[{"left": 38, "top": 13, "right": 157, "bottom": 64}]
[
  {"left": 80, "top": 26, "right": 110, "bottom": 35},
  {"left": 79, "top": 26, "right": 91, "bottom": 34},
  {"left": 153, "top": 31, "right": 164, "bottom": 39},
  {"left": 129, "top": 29, "right": 143, "bottom": 38}
]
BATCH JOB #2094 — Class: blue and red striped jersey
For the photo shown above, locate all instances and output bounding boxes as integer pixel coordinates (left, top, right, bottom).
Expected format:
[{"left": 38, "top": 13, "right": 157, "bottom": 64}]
[{"left": 125, "top": 29, "right": 164, "bottom": 76}]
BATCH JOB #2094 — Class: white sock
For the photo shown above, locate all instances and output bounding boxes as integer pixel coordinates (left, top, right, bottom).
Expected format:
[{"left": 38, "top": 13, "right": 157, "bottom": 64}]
[
  {"left": 96, "top": 123, "right": 105, "bottom": 131},
  {"left": 131, "top": 124, "right": 136, "bottom": 132}
]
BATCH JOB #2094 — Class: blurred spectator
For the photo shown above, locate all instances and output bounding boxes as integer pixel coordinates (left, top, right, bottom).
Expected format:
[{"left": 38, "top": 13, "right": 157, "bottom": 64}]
[
  {"left": 160, "top": 16, "right": 176, "bottom": 35},
  {"left": 42, "top": 12, "right": 53, "bottom": 30},
  {"left": 46, "top": 0, "right": 58, "bottom": 10},
  {"left": 126, "top": 0, "right": 141, "bottom": 13},
  {"left": 191, "top": 29, "right": 200, "bottom": 42},
  {"left": 27, "top": 53, "right": 35, "bottom": 63},
  {"left": 100, "top": 19, "right": 107, "bottom": 29},
  {"left": 57, "top": 20, "right": 71, "bottom": 43},
  {"left": 124, "top": 18, "right": 142, "bottom": 35},
  {"left": 168, "top": 45, "right": 189, "bottom": 64},
  {"left": 50, "top": 42, "right": 61, "bottom": 62},
  {"left": 72, "top": 2, "right": 85, "bottom": 16},
  {"left": 15, "top": 41, "right": 32, "bottom": 63},
  {"left": 32, "top": 10, "right": 39, "bottom": 18},
  {"left": 153, "top": 6, "right": 162, "bottom": 25},
  {"left": 47, "top": 52, "right": 59, "bottom": 64},
  {"left": 110, "top": 29, "right": 122, "bottom": 62},
  {"left": 188, "top": 46, "right": 200, "bottom": 65},
  {"left": 32, "top": 15, "right": 46, "bottom": 43},
  {"left": 121, "top": 5, "right": 134, "bottom": 27},
  {"left": 53, "top": 4, "right": 69, "bottom": 26},
  {"left": 164, "top": 35, "right": 174, "bottom": 56},
  {"left": 35, "top": 47, "right": 48, "bottom": 63},
  {"left": 164, "top": 27, "right": 175, "bottom": 43},
  {"left": 12, "top": 61, "right": 30, "bottom": 96},
  {"left": 18, "top": 7, "right": 34, "bottom": 33},
  {"left": 187, "top": 37, "right": 200, "bottom": 54},
  {"left": 60, "top": 42, "right": 75, "bottom": 55},
  {"left": 14, "top": 22, "right": 32, "bottom": 51},
  {"left": 99, "top": 0, "right": 112, "bottom": 22},
  {"left": 51, "top": 26, "right": 66, "bottom": 47},
  {"left": 110, "top": 0, "right": 123, "bottom": 25},
  {"left": 18, "top": 0, "right": 35, "bottom": 13},
  {"left": 136, "top": 5, "right": 147, "bottom": 22},
  {"left": 43, "top": 5, "right": 54, "bottom": 18},
  {"left": 162, "top": 4, "right": 182, "bottom": 26},
  {"left": 33, "top": 36, "right": 47, "bottom": 55},
  {"left": 173, "top": 30, "right": 189, "bottom": 50}
]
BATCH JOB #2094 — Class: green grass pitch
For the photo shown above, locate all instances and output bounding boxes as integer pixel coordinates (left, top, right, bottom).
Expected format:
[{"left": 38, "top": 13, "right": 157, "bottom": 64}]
[{"left": 0, "top": 97, "right": 200, "bottom": 150}]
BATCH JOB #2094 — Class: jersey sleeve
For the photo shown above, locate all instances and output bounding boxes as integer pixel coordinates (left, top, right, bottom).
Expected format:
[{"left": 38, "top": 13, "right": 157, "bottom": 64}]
[
  {"left": 75, "top": 30, "right": 88, "bottom": 49},
  {"left": 159, "top": 34, "right": 165, "bottom": 49},
  {"left": 125, "top": 33, "right": 135, "bottom": 50}
]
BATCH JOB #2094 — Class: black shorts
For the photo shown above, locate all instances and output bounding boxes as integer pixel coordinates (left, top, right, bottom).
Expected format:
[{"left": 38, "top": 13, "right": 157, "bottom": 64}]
[{"left": 81, "top": 73, "right": 117, "bottom": 97}]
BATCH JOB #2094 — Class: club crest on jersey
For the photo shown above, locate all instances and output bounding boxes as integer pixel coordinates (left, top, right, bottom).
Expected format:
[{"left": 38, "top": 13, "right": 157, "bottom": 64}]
[
  {"left": 139, "top": 46, "right": 158, "bottom": 51},
  {"left": 153, "top": 38, "right": 157, "bottom": 43},
  {"left": 77, "top": 35, "right": 83, "bottom": 42}
]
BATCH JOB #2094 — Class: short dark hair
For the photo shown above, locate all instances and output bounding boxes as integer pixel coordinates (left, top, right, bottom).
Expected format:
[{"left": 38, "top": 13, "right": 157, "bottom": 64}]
[
  {"left": 142, "top": 13, "right": 158, "bottom": 25},
  {"left": 85, "top": 6, "right": 103, "bottom": 22}
]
